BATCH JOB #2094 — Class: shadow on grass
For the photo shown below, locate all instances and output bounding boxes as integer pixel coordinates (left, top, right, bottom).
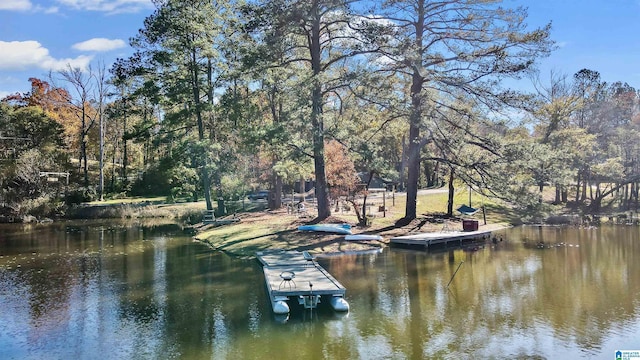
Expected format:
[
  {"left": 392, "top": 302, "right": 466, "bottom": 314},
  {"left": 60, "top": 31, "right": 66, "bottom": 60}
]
[
  {"left": 294, "top": 237, "right": 343, "bottom": 252},
  {"left": 357, "top": 217, "right": 429, "bottom": 235},
  {"left": 483, "top": 203, "right": 525, "bottom": 225}
]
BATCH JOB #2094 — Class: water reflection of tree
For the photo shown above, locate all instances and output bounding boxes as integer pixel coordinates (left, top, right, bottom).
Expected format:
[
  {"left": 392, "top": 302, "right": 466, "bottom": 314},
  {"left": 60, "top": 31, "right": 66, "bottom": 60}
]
[
  {"left": 5, "top": 224, "right": 640, "bottom": 358},
  {"left": 318, "top": 226, "right": 640, "bottom": 357},
  {"left": 448, "top": 226, "right": 640, "bottom": 355}
]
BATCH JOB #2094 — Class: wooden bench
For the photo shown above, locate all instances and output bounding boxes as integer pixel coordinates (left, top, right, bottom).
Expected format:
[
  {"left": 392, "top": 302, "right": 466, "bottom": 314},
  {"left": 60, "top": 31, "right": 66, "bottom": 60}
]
[{"left": 203, "top": 210, "right": 216, "bottom": 224}]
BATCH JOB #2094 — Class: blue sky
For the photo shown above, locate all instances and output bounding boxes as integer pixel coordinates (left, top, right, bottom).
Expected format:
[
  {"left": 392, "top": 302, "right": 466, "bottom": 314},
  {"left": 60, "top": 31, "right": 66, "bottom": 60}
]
[{"left": 1, "top": 0, "right": 639, "bottom": 99}]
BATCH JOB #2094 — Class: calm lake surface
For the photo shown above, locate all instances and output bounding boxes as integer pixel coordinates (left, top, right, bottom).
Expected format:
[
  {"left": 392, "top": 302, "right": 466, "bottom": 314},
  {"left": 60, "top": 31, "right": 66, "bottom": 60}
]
[{"left": 1, "top": 221, "right": 639, "bottom": 359}]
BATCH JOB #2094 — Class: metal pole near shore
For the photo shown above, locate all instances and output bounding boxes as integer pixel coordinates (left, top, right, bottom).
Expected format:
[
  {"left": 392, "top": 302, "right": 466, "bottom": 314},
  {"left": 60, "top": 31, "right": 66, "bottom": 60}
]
[{"left": 447, "top": 261, "right": 464, "bottom": 288}]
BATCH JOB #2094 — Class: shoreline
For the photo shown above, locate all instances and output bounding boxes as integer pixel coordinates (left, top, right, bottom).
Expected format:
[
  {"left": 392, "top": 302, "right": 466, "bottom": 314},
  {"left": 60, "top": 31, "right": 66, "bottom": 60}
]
[
  {"left": 192, "top": 208, "right": 511, "bottom": 258},
  {"left": 2, "top": 199, "right": 523, "bottom": 258},
  {"left": 2, "top": 200, "right": 514, "bottom": 257}
]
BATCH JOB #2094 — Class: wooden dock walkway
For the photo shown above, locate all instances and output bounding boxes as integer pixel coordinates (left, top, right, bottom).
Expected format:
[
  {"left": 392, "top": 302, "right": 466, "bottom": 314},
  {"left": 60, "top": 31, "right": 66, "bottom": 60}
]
[
  {"left": 256, "top": 250, "right": 349, "bottom": 315},
  {"left": 390, "top": 229, "right": 493, "bottom": 249}
]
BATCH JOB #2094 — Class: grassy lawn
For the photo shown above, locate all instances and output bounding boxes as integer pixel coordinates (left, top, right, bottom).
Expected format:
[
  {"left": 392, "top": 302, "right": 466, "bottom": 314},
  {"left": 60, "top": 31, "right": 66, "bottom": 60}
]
[
  {"left": 86, "top": 196, "right": 168, "bottom": 205},
  {"left": 196, "top": 189, "right": 513, "bottom": 257},
  {"left": 76, "top": 188, "right": 517, "bottom": 257}
]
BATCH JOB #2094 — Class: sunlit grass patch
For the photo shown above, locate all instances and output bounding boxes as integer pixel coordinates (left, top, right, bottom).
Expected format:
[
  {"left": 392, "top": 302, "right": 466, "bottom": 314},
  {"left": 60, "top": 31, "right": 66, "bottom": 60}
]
[
  {"left": 197, "top": 214, "right": 298, "bottom": 256},
  {"left": 86, "top": 196, "right": 167, "bottom": 205}
]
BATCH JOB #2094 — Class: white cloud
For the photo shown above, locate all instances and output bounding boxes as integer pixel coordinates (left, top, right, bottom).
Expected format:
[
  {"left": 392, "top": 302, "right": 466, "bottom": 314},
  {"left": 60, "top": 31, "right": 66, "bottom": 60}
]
[
  {"left": 55, "top": 0, "right": 153, "bottom": 14},
  {"left": 72, "top": 38, "right": 126, "bottom": 52},
  {"left": 0, "top": 1, "right": 58, "bottom": 13},
  {"left": 0, "top": 0, "right": 32, "bottom": 11},
  {"left": 0, "top": 40, "right": 93, "bottom": 71},
  {"left": 0, "top": 91, "right": 14, "bottom": 99},
  {"left": 40, "top": 6, "right": 60, "bottom": 13}
]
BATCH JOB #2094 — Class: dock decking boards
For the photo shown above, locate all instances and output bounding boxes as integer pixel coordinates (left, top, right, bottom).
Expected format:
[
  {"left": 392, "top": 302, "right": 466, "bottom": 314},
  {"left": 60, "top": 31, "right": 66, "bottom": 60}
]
[
  {"left": 390, "top": 229, "right": 493, "bottom": 248},
  {"left": 256, "top": 250, "right": 347, "bottom": 314},
  {"left": 262, "top": 265, "right": 345, "bottom": 296},
  {"left": 257, "top": 251, "right": 312, "bottom": 267}
]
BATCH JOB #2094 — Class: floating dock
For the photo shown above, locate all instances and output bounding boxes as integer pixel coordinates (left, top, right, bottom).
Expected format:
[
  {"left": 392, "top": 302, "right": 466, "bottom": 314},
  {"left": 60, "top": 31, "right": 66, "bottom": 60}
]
[
  {"left": 390, "top": 229, "right": 493, "bottom": 249},
  {"left": 256, "top": 250, "right": 349, "bottom": 315}
]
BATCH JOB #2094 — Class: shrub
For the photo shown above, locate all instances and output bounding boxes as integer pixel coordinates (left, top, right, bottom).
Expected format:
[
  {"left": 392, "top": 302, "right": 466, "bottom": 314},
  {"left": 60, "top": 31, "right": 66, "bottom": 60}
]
[{"left": 65, "top": 187, "right": 97, "bottom": 204}]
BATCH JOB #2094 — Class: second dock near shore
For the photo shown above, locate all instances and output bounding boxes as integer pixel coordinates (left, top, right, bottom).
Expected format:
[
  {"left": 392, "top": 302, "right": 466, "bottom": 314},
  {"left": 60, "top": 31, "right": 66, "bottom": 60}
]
[{"left": 390, "top": 228, "right": 495, "bottom": 249}]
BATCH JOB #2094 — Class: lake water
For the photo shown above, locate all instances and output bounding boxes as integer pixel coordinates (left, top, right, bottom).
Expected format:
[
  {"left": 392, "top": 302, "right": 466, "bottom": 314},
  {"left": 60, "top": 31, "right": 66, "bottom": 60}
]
[{"left": 0, "top": 221, "right": 639, "bottom": 359}]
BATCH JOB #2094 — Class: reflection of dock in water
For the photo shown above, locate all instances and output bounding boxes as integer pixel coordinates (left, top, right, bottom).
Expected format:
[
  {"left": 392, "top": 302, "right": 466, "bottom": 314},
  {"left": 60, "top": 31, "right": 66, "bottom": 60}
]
[{"left": 256, "top": 250, "right": 349, "bottom": 316}]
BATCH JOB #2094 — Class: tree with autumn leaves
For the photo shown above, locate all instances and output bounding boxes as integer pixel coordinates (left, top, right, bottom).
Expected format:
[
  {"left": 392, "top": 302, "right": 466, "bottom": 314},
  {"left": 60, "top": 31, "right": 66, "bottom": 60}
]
[
  {"left": 325, "top": 140, "right": 359, "bottom": 202},
  {"left": 0, "top": 82, "right": 69, "bottom": 218},
  {"left": 7, "top": 78, "right": 77, "bottom": 149},
  {"left": 0, "top": 73, "right": 147, "bottom": 218}
]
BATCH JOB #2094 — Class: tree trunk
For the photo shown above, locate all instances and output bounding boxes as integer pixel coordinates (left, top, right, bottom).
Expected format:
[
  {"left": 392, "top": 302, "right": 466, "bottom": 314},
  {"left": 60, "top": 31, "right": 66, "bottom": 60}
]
[
  {"left": 191, "top": 48, "right": 213, "bottom": 211},
  {"left": 447, "top": 168, "right": 454, "bottom": 217},
  {"left": 399, "top": 135, "right": 407, "bottom": 191},
  {"left": 424, "top": 161, "right": 431, "bottom": 187},
  {"left": 634, "top": 182, "right": 640, "bottom": 211},
  {"left": 270, "top": 169, "right": 283, "bottom": 210},
  {"left": 625, "top": 184, "right": 630, "bottom": 208},
  {"left": 111, "top": 137, "right": 117, "bottom": 192},
  {"left": 122, "top": 102, "right": 128, "bottom": 189},
  {"left": 311, "top": 87, "right": 331, "bottom": 219},
  {"left": 575, "top": 170, "right": 581, "bottom": 202},
  {"left": 404, "top": 103, "right": 422, "bottom": 222},
  {"left": 401, "top": 0, "right": 425, "bottom": 224},
  {"left": 190, "top": 155, "right": 199, "bottom": 202},
  {"left": 274, "top": 175, "right": 282, "bottom": 209},
  {"left": 98, "top": 106, "right": 104, "bottom": 201},
  {"left": 309, "top": 1, "right": 331, "bottom": 220},
  {"left": 216, "top": 183, "right": 225, "bottom": 216},
  {"left": 81, "top": 106, "right": 89, "bottom": 187},
  {"left": 539, "top": 182, "right": 544, "bottom": 203},
  {"left": 358, "top": 170, "right": 376, "bottom": 226}
]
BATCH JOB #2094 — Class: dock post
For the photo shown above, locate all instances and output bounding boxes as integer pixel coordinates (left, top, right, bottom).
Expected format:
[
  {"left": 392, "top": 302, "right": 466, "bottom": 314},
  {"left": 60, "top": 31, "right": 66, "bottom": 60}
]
[{"left": 308, "top": 282, "right": 314, "bottom": 316}]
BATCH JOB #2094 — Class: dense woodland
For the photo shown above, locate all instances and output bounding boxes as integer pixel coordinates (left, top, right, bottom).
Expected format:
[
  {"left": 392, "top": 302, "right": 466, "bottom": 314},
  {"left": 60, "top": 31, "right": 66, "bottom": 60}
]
[{"left": 1, "top": 0, "right": 639, "bottom": 223}]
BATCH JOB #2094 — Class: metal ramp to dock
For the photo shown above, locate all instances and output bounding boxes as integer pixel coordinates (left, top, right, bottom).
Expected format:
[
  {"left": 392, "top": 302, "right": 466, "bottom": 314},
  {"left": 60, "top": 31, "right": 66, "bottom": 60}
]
[{"left": 256, "top": 250, "right": 349, "bottom": 315}]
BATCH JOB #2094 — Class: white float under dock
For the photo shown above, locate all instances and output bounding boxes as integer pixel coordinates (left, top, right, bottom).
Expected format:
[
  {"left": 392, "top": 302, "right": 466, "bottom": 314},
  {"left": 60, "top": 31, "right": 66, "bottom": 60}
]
[
  {"left": 257, "top": 250, "right": 349, "bottom": 315},
  {"left": 390, "top": 229, "right": 493, "bottom": 249}
]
